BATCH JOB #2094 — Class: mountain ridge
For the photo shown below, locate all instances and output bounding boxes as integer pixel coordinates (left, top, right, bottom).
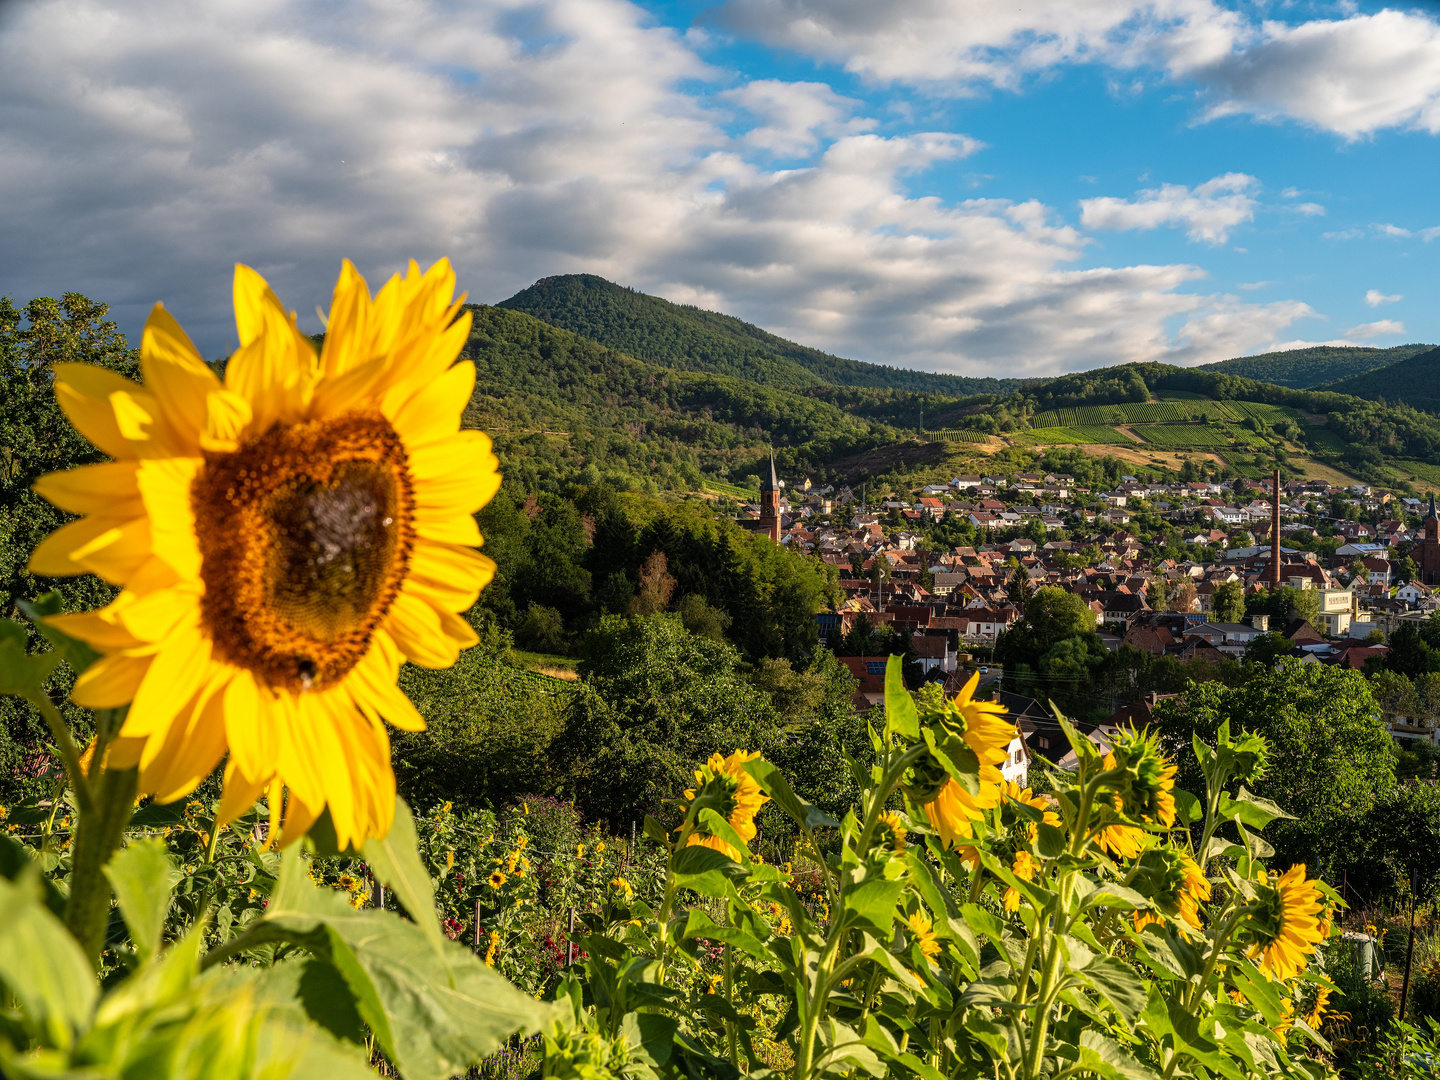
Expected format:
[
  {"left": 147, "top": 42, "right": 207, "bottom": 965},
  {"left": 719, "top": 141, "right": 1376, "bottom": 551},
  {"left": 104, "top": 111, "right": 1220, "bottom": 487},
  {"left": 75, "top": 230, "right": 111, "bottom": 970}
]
[
  {"left": 1198, "top": 342, "right": 1431, "bottom": 389},
  {"left": 498, "top": 273, "right": 1023, "bottom": 398}
]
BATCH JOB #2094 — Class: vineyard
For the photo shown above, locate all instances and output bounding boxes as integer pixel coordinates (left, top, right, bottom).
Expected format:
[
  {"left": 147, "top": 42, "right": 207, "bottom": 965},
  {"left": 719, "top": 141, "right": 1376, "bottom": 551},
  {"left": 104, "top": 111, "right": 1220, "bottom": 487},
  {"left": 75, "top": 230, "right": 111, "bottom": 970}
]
[
  {"left": 1303, "top": 428, "right": 1350, "bottom": 455},
  {"left": 1030, "top": 399, "right": 1302, "bottom": 429},
  {"left": 1012, "top": 425, "right": 1133, "bottom": 446},
  {"left": 924, "top": 428, "right": 991, "bottom": 443},
  {"left": 1130, "top": 424, "right": 1237, "bottom": 447}
]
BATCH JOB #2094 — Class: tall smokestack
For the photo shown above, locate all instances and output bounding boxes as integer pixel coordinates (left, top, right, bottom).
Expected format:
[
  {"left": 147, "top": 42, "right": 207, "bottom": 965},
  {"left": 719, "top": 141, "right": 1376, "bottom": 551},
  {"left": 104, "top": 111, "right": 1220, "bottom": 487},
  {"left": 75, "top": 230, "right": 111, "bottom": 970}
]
[{"left": 1269, "top": 468, "right": 1282, "bottom": 589}]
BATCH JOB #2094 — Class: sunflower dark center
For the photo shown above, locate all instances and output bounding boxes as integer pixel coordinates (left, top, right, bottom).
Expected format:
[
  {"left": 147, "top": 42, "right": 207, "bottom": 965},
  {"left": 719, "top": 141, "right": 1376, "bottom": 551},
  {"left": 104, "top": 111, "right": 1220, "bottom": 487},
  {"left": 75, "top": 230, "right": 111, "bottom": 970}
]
[{"left": 192, "top": 412, "right": 415, "bottom": 693}]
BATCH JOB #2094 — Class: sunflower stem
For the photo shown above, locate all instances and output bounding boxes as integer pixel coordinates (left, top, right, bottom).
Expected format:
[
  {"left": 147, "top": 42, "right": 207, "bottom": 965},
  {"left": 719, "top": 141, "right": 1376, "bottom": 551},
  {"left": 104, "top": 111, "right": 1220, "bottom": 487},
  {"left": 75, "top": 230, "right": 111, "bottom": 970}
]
[{"left": 65, "top": 764, "right": 137, "bottom": 967}]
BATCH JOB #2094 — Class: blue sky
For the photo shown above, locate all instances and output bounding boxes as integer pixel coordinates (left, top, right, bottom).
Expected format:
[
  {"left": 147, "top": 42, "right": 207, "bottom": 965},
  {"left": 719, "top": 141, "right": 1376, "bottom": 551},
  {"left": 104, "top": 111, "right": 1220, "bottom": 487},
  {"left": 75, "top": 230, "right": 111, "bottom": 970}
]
[{"left": 1, "top": 0, "right": 1438, "bottom": 378}]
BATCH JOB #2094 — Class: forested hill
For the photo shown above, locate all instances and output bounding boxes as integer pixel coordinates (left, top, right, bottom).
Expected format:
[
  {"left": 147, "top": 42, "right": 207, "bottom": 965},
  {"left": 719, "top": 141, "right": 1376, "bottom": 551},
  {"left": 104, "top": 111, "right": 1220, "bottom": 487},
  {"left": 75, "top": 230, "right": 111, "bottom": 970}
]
[
  {"left": 459, "top": 303, "right": 900, "bottom": 492},
  {"left": 1320, "top": 345, "right": 1440, "bottom": 412},
  {"left": 1197, "top": 342, "right": 1430, "bottom": 388},
  {"left": 497, "top": 274, "right": 1020, "bottom": 397}
]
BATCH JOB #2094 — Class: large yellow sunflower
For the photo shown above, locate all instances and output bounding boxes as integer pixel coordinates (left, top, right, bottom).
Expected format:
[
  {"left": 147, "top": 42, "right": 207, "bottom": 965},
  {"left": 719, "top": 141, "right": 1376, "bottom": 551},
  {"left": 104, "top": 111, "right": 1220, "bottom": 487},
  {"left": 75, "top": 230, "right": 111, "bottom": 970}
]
[
  {"left": 683, "top": 749, "right": 769, "bottom": 860},
  {"left": 1248, "top": 864, "right": 1327, "bottom": 981},
  {"left": 30, "top": 260, "right": 497, "bottom": 849}
]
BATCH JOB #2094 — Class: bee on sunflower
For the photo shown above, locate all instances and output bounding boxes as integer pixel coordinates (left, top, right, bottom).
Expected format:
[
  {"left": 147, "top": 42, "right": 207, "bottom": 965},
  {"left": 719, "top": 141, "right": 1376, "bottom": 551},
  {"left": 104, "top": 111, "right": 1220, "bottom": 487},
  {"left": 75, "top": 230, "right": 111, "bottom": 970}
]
[
  {"left": 681, "top": 749, "right": 769, "bottom": 861},
  {"left": 1243, "top": 864, "right": 1328, "bottom": 981},
  {"left": 31, "top": 260, "right": 499, "bottom": 850}
]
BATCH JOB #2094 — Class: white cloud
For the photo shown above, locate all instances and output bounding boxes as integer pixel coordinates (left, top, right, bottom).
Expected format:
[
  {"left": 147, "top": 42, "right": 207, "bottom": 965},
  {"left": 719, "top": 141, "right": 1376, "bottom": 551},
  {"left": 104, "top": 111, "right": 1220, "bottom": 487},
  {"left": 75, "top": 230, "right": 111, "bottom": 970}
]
[
  {"left": 1365, "top": 289, "right": 1402, "bottom": 307},
  {"left": 1344, "top": 319, "right": 1406, "bottom": 340},
  {"left": 1322, "top": 228, "right": 1365, "bottom": 240},
  {"left": 1079, "top": 173, "right": 1257, "bottom": 244},
  {"left": 1423, "top": 226, "right": 1440, "bottom": 242},
  {"left": 1291, "top": 202, "right": 1324, "bottom": 217},
  {"left": 0, "top": 0, "right": 1317, "bottom": 377},
  {"left": 706, "top": 1, "right": 1440, "bottom": 137},
  {"left": 720, "top": 79, "right": 878, "bottom": 156},
  {"left": 1188, "top": 11, "right": 1440, "bottom": 138},
  {"left": 1378, "top": 224, "right": 1413, "bottom": 238}
]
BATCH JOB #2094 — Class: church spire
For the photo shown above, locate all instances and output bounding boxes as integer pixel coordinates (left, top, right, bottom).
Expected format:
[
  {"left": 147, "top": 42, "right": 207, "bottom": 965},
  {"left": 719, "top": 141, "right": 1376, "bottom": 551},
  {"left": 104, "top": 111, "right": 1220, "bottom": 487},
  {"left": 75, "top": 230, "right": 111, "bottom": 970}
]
[{"left": 761, "top": 451, "right": 780, "bottom": 494}]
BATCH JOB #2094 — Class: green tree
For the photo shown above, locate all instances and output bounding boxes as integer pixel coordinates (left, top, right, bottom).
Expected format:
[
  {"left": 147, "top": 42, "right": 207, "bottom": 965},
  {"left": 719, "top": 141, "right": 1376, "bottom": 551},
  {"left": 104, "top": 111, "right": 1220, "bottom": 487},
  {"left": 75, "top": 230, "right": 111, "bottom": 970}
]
[
  {"left": 1153, "top": 661, "right": 1395, "bottom": 874},
  {"left": 0, "top": 294, "right": 141, "bottom": 800},
  {"left": 1212, "top": 580, "right": 1246, "bottom": 624},
  {"left": 1243, "top": 632, "right": 1296, "bottom": 668},
  {"left": 557, "top": 614, "right": 784, "bottom": 824}
]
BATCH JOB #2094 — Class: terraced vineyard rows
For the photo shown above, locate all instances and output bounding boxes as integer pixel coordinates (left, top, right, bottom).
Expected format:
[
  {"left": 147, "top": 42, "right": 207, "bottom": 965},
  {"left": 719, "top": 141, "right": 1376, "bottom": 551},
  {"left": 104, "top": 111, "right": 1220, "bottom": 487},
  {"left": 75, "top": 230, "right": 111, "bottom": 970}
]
[
  {"left": 1013, "top": 426, "right": 1134, "bottom": 445},
  {"left": 1130, "top": 424, "right": 1237, "bottom": 447},
  {"left": 1031, "top": 399, "right": 1257, "bottom": 427},
  {"left": 925, "top": 429, "right": 991, "bottom": 443}
]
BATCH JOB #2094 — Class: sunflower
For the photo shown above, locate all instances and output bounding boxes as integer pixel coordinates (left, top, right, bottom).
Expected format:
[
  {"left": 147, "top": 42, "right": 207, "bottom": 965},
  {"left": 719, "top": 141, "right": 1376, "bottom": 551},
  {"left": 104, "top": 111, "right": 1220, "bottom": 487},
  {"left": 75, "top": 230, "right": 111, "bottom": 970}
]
[
  {"left": 30, "top": 261, "right": 497, "bottom": 849},
  {"left": 484, "top": 930, "right": 499, "bottom": 968},
  {"left": 488, "top": 870, "right": 507, "bottom": 890},
  {"left": 610, "top": 876, "right": 632, "bottom": 896},
  {"left": 907, "top": 911, "right": 941, "bottom": 961},
  {"left": 922, "top": 673, "right": 1016, "bottom": 775},
  {"left": 875, "top": 809, "right": 908, "bottom": 853},
  {"left": 1247, "top": 864, "right": 1326, "bottom": 981},
  {"left": 1104, "top": 730, "right": 1178, "bottom": 829},
  {"left": 682, "top": 749, "right": 769, "bottom": 860},
  {"left": 1133, "top": 847, "right": 1210, "bottom": 934},
  {"left": 922, "top": 775, "right": 1002, "bottom": 848},
  {"left": 1003, "top": 850, "right": 1037, "bottom": 913}
]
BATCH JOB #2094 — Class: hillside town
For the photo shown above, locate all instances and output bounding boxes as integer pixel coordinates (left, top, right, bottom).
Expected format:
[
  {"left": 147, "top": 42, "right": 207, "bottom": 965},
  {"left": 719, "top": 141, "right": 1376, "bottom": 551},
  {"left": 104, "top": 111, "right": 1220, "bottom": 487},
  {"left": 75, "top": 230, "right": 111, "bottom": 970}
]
[{"left": 738, "top": 462, "right": 1440, "bottom": 720}]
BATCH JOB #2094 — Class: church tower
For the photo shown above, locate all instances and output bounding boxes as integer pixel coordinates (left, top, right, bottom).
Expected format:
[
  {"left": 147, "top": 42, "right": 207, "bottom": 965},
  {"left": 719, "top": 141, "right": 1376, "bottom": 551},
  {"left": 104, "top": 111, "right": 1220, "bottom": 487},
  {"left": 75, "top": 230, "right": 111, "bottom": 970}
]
[
  {"left": 759, "top": 453, "right": 782, "bottom": 544},
  {"left": 1420, "top": 493, "right": 1440, "bottom": 586}
]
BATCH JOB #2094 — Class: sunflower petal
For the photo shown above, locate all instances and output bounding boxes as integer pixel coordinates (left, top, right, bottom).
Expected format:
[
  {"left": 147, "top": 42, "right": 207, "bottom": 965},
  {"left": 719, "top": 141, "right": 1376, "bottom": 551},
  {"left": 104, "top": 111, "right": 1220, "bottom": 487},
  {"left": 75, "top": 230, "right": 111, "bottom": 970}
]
[
  {"left": 141, "top": 302, "right": 221, "bottom": 450},
  {"left": 32, "top": 461, "right": 141, "bottom": 516},
  {"left": 51, "top": 363, "right": 145, "bottom": 460}
]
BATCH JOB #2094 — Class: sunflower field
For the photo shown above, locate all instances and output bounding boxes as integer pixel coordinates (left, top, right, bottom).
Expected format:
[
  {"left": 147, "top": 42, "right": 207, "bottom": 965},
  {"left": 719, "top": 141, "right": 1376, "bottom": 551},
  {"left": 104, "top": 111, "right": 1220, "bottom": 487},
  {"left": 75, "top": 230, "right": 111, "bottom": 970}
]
[{"left": 0, "top": 264, "right": 1364, "bottom": 1079}]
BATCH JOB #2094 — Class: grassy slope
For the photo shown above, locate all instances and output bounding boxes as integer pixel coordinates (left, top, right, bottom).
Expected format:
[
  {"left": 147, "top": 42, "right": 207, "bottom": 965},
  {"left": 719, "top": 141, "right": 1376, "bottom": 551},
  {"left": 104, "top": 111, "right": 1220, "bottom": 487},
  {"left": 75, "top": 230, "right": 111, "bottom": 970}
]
[
  {"left": 1197, "top": 343, "right": 1431, "bottom": 389},
  {"left": 497, "top": 273, "right": 1021, "bottom": 397}
]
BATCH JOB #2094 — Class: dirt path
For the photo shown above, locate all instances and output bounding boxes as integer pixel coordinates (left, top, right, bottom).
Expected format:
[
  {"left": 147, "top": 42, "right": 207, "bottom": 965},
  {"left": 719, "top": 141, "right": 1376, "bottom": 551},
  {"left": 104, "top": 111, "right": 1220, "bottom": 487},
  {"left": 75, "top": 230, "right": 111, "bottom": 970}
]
[{"left": 1114, "top": 425, "right": 1146, "bottom": 444}]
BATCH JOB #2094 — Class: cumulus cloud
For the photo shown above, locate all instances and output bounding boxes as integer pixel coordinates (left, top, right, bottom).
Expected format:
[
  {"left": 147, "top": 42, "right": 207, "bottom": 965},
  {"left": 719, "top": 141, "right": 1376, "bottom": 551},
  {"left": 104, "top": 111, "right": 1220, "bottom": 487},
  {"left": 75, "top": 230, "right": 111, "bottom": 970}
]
[
  {"left": 704, "top": 0, "right": 1440, "bottom": 137},
  {"left": 1079, "top": 173, "right": 1257, "bottom": 244},
  {"left": 1189, "top": 11, "right": 1440, "bottom": 138},
  {"left": 721, "top": 79, "right": 878, "bottom": 156},
  {"left": 0, "top": 0, "right": 1316, "bottom": 376},
  {"left": 1344, "top": 319, "right": 1406, "bottom": 340},
  {"left": 1365, "top": 289, "right": 1402, "bottom": 307}
]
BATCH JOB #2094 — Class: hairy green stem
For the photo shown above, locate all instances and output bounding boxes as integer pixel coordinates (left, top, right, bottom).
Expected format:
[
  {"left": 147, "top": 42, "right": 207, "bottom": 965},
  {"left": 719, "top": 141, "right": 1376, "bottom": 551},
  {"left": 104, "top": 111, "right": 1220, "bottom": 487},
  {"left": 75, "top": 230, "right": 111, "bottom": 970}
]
[{"left": 65, "top": 765, "right": 137, "bottom": 966}]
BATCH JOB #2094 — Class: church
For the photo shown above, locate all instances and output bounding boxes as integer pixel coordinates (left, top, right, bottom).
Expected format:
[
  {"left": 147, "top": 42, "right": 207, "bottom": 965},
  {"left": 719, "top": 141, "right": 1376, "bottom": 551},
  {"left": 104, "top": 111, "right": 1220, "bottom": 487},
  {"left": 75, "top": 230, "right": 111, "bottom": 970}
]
[{"left": 1419, "top": 494, "right": 1440, "bottom": 586}]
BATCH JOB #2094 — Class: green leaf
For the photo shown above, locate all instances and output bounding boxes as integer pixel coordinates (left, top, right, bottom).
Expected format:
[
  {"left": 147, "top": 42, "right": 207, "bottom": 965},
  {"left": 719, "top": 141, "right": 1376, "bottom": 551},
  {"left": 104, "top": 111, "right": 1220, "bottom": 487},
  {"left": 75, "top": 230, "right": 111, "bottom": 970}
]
[
  {"left": 210, "top": 848, "right": 549, "bottom": 1080},
  {"left": 0, "top": 871, "right": 97, "bottom": 1050},
  {"left": 1078, "top": 1030, "right": 1162, "bottom": 1080},
  {"left": 0, "top": 832, "right": 65, "bottom": 919},
  {"left": 840, "top": 879, "right": 904, "bottom": 934},
  {"left": 741, "top": 756, "right": 839, "bottom": 831},
  {"left": 0, "top": 632, "right": 61, "bottom": 697},
  {"left": 361, "top": 797, "right": 445, "bottom": 951},
  {"left": 1173, "top": 788, "right": 1203, "bottom": 825},
  {"left": 622, "top": 1011, "right": 678, "bottom": 1067},
  {"left": 1218, "top": 786, "right": 1293, "bottom": 830},
  {"left": 1080, "top": 956, "right": 1148, "bottom": 1024},
  {"left": 672, "top": 843, "right": 743, "bottom": 877},
  {"left": 681, "top": 909, "right": 770, "bottom": 962},
  {"left": 103, "top": 837, "right": 182, "bottom": 961},
  {"left": 884, "top": 654, "right": 918, "bottom": 739},
  {"left": 1079, "top": 882, "right": 1150, "bottom": 912},
  {"left": 19, "top": 593, "right": 102, "bottom": 677}
]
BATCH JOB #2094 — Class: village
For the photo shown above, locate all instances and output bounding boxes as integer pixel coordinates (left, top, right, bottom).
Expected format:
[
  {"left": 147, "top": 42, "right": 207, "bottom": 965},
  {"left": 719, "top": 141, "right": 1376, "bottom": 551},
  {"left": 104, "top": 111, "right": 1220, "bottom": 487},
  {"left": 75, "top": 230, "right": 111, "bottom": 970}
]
[{"left": 736, "top": 460, "right": 1440, "bottom": 765}]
